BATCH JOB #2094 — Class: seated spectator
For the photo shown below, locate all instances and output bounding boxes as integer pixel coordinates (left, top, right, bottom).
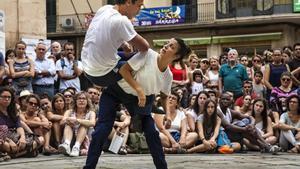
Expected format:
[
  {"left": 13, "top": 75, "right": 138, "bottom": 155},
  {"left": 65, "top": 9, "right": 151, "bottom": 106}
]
[
  {"left": 234, "top": 94, "right": 252, "bottom": 116},
  {"left": 276, "top": 95, "right": 300, "bottom": 152},
  {"left": 0, "top": 87, "right": 44, "bottom": 158},
  {"left": 62, "top": 89, "right": 74, "bottom": 110},
  {"left": 86, "top": 87, "right": 100, "bottom": 114},
  {"left": 58, "top": 92, "right": 96, "bottom": 157},
  {"left": 244, "top": 98, "right": 277, "bottom": 151},
  {"left": 217, "top": 93, "right": 279, "bottom": 154},
  {"left": 156, "top": 91, "right": 198, "bottom": 153},
  {"left": 187, "top": 99, "right": 221, "bottom": 153},
  {"left": 17, "top": 90, "right": 32, "bottom": 112},
  {"left": 19, "top": 94, "right": 55, "bottom": 155},
  {"left": 234, "top": 80, "right": 257, "bottom": 108},
  {"left": 108, "top": 108, "right": 131, "bottom": 155},
  {"left": 46, "top": 93, "right": 66, "bottom": 148},
  {"left": 184, "top": 94, "right": 197, "bottom": 113},
  {"left": 186, "top": 91, "right": 209, "bottom": 132}
]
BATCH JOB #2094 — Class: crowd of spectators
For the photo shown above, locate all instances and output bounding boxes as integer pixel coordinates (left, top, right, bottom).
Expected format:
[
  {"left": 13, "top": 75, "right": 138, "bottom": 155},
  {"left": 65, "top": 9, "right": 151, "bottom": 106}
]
[{"left": 0, "top": 40, "right": 300, "bottom": 162}]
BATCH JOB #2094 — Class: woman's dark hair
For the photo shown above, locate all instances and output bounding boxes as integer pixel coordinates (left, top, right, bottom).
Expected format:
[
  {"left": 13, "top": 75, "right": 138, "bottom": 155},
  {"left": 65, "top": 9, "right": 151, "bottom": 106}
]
[
  {"left": 280, "top": 71, "right": 292, "bottom": 79},
  {"left": 52, "top": 93, "right": 66, "bottom": 114},
  {"left": 5, "top": 49, "right": 16, "bottom": 64},
  {"left": 170, "top": 90, "right": 181, "bottom": 104},
  {"left": 173, "top": 38, "right": 191, "bottom": 62},
  {"left": 252, "top": 98, "right": 268, "bottom": 131},
  {"left": 286, "top": 94, "right": 300, "bottom": 114},
  {"left": 192, "top": 69, "right": 203, "bottom": 81},
  {"left": 193, "top": 91, "right": 209, "bottom": 114},
  {"left": 26, "top": 94, "right": 40, "bottom": 108},
  {"left": 115, "top": 0, "right": 139, "bottom": 4},
  {"left": 15, "top": 40, "right": 27, "bottom": 49},
  {"left": 0, "top": 87, "right": 18, "bottom": 123},
  {"left": 202, "top": 99, "right": 217, "bottom": 139}
]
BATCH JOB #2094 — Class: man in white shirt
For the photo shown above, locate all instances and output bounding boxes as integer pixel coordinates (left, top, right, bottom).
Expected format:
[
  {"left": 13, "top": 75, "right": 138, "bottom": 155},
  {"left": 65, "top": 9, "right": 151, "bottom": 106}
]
[
  {"left": 84, "top": 38, "right": 191, "bottom": 169},
  {"left": 81, "top": 0, "right": 149, "bottom": 87}
]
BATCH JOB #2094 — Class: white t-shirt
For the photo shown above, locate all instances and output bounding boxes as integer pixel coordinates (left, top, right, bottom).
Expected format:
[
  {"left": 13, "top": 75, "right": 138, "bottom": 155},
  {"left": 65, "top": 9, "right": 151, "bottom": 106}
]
[
  {"left": 186, "top": 109, "right": 198, "bottom": 122},
  {"left": 81, "top": 5, "right": 137, "bottom": 76},
  {"left": 168, "top": 109, "right": 186, "bottom": 133},
  {"left": 118, "top": 49, "right": 173, "bottom": 96},
  {"left": 56, "top": 58, "right": 83, "bottom": 92},
  {"left": 191, "top": 82, "right": 203, "bottom": 95}
]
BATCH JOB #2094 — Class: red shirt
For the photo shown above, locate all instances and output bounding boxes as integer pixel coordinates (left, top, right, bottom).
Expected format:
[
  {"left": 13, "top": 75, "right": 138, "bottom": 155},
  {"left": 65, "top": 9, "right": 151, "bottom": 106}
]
[{"left": 169, "top": 65, "right": 187, "bottom": 81}]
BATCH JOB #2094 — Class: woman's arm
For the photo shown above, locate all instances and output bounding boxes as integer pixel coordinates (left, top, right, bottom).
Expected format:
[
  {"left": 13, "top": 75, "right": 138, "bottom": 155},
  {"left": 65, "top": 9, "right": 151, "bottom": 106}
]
[
  {"left": 119, "top": 63, "right": 146, "bottom": 107},
  {"left": 186, "top": 114, "right": 196, "bottom": 132},
  {"left": 77, "top": 111, "right": 96, "bottom": 127},
  {"left": 263, "top": 64, "right": 273, "bottom": 90},
  {"left": 26, "top": 58, "right": 35, "bottom": 77},
  {"left": 262, "top": 117, "right": 274, "bottom": 138},
  {"left": 8, "top": 60, "right": 28, "bottom": 79},
  {"left": 210, "top": 117, "right": 221, "bottom": 141},
  {"left": 153, "top": 114, "right": 177, "bottom": 145},
  {"left": 46, "top": 111, "right": 64, "bottom": 122}
]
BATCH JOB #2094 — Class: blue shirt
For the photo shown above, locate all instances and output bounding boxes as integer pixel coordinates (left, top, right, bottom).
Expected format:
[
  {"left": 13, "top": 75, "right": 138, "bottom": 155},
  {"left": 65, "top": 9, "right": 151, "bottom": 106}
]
[
  {"left": 33, "top": 57, "right": 56, "bottom": 85},
  {"left": 219, "top": 63, "right": 248, "bottom": 94}
]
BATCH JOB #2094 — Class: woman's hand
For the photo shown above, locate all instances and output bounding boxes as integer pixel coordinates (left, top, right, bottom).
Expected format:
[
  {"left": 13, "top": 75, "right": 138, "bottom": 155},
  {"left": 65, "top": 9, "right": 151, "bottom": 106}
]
[
  {"left": 9, "top": 140, "right": 18, "bottom": 153},
  {"left": 18, "top": 136, "right": 27, "bottom": 151},
  {"left": 203, "top": 140, "right": 212, "bottom": 149}
]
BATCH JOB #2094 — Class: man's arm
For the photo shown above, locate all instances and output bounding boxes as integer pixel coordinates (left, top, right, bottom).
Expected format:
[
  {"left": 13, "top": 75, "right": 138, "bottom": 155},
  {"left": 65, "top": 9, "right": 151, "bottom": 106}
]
[
  {"left": 119, "top": 63, "right": 146, "bottom": 107},
  {"left": 217, "top": 109, "right": 246, "bottom": 133},
  {"left": 128, "top": 34, "right": 149, "bottom": 52}
]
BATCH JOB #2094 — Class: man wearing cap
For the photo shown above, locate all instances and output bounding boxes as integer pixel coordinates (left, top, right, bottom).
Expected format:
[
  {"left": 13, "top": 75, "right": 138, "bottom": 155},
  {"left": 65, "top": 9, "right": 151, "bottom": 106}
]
[
  {"left": 219, "top": 49, "right": 248, "bottom": 99},
  {"left": 200, "top": 58, "right": 209, "bottom": 75}
]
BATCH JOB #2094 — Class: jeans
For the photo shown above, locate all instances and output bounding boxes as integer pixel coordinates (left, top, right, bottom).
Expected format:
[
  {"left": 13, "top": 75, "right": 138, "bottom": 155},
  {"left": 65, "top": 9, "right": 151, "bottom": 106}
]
[{"left": 83, "top": 84, "right": 167, "bottom": 169}]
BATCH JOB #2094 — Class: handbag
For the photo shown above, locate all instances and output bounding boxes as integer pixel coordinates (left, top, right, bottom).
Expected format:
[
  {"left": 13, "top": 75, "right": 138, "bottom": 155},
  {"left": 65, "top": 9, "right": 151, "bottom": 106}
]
[{"left": 217, "top": 130, "right": 231, "bottom": 147}]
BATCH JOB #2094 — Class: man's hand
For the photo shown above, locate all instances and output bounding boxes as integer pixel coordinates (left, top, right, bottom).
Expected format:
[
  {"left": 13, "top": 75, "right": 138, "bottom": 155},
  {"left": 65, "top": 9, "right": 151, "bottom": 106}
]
[{"left": 136, "top": 87, "right": 146, "bottom": 107}]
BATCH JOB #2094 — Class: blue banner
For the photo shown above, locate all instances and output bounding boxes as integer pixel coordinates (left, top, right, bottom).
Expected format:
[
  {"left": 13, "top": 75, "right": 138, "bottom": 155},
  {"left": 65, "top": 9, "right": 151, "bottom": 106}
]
[{"left": 133, "top": 5, "right": 185, "bottom": 26}]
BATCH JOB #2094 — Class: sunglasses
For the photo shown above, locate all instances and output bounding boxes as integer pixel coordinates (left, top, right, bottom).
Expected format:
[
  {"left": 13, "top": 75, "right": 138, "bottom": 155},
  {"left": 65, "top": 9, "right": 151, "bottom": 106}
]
[
  {"left": 28, "top": 101, "right": 38, "bottom": 107},
  {"left": 253, "top": 60, "right": 261, "bottom": 63},
  {"left": 169, "top": 96, "right": 178, "bottom": 101},
  {"left": 281, "top": 78, "right": 291, "bottom": 82},
  {"left": 64, "top": 95, "right": 72, "bottom": 98}
]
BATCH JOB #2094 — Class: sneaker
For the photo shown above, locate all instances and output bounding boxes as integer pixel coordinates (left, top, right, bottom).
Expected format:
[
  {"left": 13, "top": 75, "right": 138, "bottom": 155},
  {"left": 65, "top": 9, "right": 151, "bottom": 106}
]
[
  {"left": 218, "top": 145, "right": 234, "bottom": 154},
  {"left": 58, "top": 143, "right": 71, "bottom": 155},
  {"left": 267, "top": 145, "right": 280, "bottom": 155},
  {"left": 70, "top": 146, "right": 80, "bottom": 157}
]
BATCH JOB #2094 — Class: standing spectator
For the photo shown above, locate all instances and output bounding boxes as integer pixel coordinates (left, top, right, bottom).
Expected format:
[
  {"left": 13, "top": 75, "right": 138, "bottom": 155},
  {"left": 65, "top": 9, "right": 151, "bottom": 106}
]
[
  {"left": 239, "top": 55, "right": 252, "bottom": 80},
  {"left": 56, "top": 42, "right": 83, "bottom": 92},
  {"left": 250, "top": 54, "right": 265, "bottom": 79},
  {"left": 187, "top": 53, "right": 199, "bottom": 82},
  {"left": 2, "top": 49, "right": 15, "bottom": 87},
  {"left": 206, "top": 56, "right": 220, "bottom": 91},
  {"left": 199, "top": 58, "right": 210, "bottom": 76},
  {"left": 8, "top": 41, "right": 35, "bottom": 95},
  {"left": 252, "top": 71, "right": 266, "bottom": 98},
  {"left": 0, "top": 52, "right": 5, "bottom": 85},
  {"left": 33, "top": 42, "right": 56, "bottom": 98},
  {"left": 264, "top": 49, "right": 288, "bottom": 99},
  {"left": 219, "top": 49, "right": 248, "bottom": 99},
  {"left": 49, "top": 41, "right": 62, "bottom": 62},
  {"left": 288, "top": 43, "right": 300, "bottom": 87}
]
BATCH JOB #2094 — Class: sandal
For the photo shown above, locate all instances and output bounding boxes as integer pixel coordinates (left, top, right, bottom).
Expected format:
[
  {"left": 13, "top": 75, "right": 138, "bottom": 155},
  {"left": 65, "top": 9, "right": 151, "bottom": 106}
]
[
  {"left": 118, "top": 146, "right": 127, "bottom": 155},
  {"left": 288, "top": 145, "right": 300, "bottom": 153}
]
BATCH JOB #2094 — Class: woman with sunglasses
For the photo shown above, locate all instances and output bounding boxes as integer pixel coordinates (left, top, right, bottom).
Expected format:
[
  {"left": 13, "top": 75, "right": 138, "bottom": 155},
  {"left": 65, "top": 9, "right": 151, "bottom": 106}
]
[
  {"left": 19, "top": 94, "right": 52, "bottom": 155},
  {"left": 270, "top": 72, "right": 297, "bottom": 128}
]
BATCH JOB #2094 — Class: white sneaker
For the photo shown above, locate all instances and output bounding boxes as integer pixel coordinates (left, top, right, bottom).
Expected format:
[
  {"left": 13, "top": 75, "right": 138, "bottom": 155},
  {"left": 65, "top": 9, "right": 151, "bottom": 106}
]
[
  {"left": 70, "top": 146, "right": 80, "bottom": 157},
  {"left": 269, "top": 145, "right": 280, "bottom": 155},
  {"left": 58, "top": 142, "right": 71, "bottom": 155}
]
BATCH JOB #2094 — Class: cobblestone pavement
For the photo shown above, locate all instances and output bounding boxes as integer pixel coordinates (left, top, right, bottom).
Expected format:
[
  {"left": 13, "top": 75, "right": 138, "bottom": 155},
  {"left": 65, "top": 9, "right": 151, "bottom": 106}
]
[{"left": 0, "top": 152, "right": 300, "bottom": 169}]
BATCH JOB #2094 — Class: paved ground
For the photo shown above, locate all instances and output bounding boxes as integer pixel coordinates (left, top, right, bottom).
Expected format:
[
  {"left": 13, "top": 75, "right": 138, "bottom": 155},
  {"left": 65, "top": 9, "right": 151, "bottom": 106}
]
[{"left": 0, "top": 152, "right": 300, "bottom": 169}]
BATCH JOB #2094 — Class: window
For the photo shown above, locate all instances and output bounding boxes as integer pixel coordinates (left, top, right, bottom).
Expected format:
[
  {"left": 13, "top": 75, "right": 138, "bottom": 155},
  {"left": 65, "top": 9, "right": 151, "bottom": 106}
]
[
  {"left": 236, "top": 0, "right": 252, "bottom": 8},
  {"left": 274, "top": 0, "right": 292, "bottom": 5},
  {"left": 46, "top": 0, "right": 56, "bottom": 32},
  {"left": 256, "top": 0, "right": 273, "bottom": 11},
  {"left": 107, "top": 0, "right": 115, "bottom": 5},
  {"left": 217, "top": 0, "right": 230, "bottom": 14}
]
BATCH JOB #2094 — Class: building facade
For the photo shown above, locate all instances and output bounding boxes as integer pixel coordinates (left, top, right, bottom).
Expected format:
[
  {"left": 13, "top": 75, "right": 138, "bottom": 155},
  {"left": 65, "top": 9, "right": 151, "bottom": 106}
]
[{"left": 3, "top": 0, "right": 299, "bottom": 58}]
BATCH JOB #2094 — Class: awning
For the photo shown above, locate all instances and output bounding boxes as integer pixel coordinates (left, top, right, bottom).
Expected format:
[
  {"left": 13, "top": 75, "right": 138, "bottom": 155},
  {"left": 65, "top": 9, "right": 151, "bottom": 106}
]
[{"left": 153, "top": 32, "right": 282, "bottom": 46}]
